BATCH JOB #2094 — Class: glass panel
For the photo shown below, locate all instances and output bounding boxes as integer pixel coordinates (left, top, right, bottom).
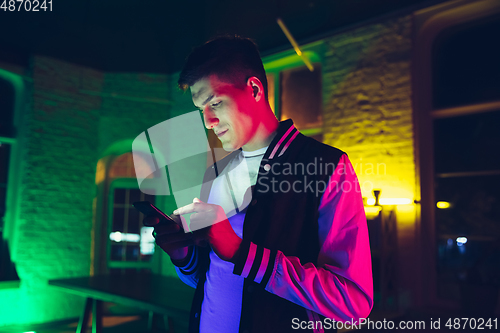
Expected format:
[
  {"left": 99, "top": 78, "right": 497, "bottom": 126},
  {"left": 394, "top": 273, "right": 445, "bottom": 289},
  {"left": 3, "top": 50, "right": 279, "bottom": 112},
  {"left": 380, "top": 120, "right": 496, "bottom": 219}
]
[
  {"left": 129, "top": 188, "right": 141, "bottom": 203},
  {"left": 435, "top": 176, "right": 500, "bottom": 237},
  {"left": 434, "top": 110, "right": 500, "bottom": 174},
  {"left": 129, "top": 206, "right": 141, "bottom": 224},
  {"left": 280, "top": 65, "right": 322, "bottom": 131},
  {"left": 126, "top": 244, "right": 140, "bottom": 261},
  {"left": 435, "top": 175, "right": 500, "bottom": 301},
  {"left": 433, "top": 15, "right": 500, "bottom": 109},
  {"left": 127, "top": 208, "right": 140, "bottom": 234},
  {"left": 436, "top": 237, "right": 500, "bottom": 303},
  {"left": 114, "top": 188, "right": 126, "bottom": 204},
  {"left": 112, "top": 208, "right": 125, "bottom": 232},
  {"left": 110, "top": 244, "right": 125, "bottom": 261}
]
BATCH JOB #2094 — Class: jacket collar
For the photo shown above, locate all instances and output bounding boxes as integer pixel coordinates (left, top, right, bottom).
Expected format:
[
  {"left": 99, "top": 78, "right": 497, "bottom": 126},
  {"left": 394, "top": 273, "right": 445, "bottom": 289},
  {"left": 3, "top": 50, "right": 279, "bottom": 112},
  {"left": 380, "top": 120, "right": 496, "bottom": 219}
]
[
  {"left": 209, "top": 119, "right": 300, "bottom": 177},
  {"left": 264, "top": 119, "right": 300, "bottom": 161}
]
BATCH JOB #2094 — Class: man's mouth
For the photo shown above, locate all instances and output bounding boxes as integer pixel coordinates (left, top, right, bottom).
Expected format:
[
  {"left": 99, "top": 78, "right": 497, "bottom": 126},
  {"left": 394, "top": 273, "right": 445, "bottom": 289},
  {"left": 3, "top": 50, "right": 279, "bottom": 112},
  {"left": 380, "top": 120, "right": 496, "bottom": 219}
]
[{"left": 216, "top": 129, "right": 228, "bottom": 137}]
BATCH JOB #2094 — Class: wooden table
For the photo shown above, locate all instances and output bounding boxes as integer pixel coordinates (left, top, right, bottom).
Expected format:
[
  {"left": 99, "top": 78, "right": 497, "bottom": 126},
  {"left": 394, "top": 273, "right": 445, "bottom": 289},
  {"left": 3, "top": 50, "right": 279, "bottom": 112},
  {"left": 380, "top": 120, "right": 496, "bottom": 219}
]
[{"left": 49, "top": 274, "right": 194, "bottom": 333}]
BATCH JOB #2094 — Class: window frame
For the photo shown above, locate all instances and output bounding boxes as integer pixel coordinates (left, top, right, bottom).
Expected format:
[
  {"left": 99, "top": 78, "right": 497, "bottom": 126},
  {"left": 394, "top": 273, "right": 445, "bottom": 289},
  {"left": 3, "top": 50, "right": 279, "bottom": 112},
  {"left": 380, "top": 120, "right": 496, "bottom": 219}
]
[{"left": 0, "top": 68, "right": 26, "bottom": 268}]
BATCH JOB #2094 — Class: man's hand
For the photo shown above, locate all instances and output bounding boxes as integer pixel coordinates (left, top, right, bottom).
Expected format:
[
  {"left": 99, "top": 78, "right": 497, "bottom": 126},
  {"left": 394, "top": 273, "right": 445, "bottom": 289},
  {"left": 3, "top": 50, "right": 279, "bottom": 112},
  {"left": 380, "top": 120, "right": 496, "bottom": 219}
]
[
  {"left": 143, "top": 214, "right": 194, "bottom": 261},
  {"left": 174, "top": 198, "right": 243, "bottom": 263}
]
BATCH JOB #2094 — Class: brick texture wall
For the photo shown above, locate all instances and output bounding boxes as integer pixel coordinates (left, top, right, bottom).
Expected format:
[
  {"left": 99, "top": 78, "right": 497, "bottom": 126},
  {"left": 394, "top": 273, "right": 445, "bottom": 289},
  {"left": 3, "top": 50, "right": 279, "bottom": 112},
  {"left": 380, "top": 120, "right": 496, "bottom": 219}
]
[
  {"left": 0, "top": 56, "right": 102, "bottom": 324},
  {"left": 167, "top": 72, "right": 198, "bottom": 119},
  {"left": 322, "top": 15, "right": 417, "bottom": 309},
  {"left": 323, "top": 15, "right": 415, "bottom": 202},
  {"left": 99, "top": 72, "right": 170, "bottom": 154}
]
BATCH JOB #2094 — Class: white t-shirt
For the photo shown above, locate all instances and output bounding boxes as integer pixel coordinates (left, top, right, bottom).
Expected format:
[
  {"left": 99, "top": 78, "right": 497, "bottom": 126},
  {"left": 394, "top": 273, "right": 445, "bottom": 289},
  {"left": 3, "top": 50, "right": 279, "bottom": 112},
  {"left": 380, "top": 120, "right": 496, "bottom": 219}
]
[{"left": 200, "top": 147, "right": 267, "bottom": 333}]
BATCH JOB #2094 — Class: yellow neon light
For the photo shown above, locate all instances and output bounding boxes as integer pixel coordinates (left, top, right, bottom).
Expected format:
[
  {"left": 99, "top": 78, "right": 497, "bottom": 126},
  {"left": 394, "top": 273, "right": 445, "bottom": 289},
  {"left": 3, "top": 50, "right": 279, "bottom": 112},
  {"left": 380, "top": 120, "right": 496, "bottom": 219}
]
[
  {"left": 276, "top": 18, "right": 314, "bottom": 72},
  {"left": 95, "top": 159, "right": 106, "bottom": 184},
  {"left": 436, "top": 201, "right": 451, "bottom": 209},
  {"left": 379, "top": 198, "right": 412, "bottom": 205},
  {"left": 366, "top": 198, "right": 413, "bottom": 206}
]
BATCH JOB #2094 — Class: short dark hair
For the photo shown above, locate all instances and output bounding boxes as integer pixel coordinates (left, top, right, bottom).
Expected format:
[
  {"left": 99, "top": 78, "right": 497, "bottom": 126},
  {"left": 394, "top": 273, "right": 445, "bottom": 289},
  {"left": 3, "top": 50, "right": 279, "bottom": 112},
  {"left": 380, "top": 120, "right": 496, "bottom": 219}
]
[{"left": 178, "top": 36, "right": 268, "bottom": 99}]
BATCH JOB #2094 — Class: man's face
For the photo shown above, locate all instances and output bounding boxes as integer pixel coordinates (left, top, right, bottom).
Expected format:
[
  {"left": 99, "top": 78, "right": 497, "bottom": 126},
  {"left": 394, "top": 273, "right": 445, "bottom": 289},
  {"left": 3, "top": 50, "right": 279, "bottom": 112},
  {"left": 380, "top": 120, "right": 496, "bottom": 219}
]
[{"left": 191, "top": 75, "right": 257, "bottom": 151}]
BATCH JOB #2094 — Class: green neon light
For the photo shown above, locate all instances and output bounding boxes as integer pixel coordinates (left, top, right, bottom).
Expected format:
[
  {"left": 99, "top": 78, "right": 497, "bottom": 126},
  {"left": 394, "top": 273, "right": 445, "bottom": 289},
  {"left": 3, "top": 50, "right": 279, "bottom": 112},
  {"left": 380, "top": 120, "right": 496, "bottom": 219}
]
[
  {"left": 0, "top": 69, "right": 24, "bottom": 95},
  {"left": 101, "top": 139, "right": 135, "bottom": 157},
  {"left": 299, "top": 127, "right": 323, "bottom": 136},
  {"left": 264, "top": 51, "right": 320, "bottom": 72}
]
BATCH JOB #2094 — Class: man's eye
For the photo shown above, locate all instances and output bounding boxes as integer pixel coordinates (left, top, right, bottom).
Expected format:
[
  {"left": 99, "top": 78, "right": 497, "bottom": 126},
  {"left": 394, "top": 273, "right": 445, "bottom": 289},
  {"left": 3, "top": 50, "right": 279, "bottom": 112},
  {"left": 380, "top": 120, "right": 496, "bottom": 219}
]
[{"left": 211, "top": 101, "right": 222, "bottom": 108}]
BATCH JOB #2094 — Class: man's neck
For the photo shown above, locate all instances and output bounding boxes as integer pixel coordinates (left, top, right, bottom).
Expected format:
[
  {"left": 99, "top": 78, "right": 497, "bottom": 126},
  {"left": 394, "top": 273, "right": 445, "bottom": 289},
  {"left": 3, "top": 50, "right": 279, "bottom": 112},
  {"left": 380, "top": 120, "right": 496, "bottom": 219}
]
[{"left": 242, "top": 108, "right": 279, "bottom": 152}]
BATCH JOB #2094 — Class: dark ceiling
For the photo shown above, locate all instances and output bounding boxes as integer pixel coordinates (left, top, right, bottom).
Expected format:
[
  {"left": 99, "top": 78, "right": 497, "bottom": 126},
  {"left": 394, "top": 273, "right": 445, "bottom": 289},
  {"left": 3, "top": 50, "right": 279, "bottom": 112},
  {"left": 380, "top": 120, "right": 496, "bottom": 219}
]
[{"left": 0, "top": 0, "right": 447, "bottom": 74}]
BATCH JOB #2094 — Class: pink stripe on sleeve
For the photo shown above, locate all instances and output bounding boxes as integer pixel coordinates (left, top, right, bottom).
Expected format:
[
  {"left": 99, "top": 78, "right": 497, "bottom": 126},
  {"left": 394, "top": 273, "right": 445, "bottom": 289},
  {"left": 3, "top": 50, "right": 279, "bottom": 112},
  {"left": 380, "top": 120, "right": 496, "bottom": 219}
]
[
  {"left": 241, "top": 242, "right": 257, "bottom": 278},
  {"left": 255, "top": 247, "right": 270, "bottom": 283}
]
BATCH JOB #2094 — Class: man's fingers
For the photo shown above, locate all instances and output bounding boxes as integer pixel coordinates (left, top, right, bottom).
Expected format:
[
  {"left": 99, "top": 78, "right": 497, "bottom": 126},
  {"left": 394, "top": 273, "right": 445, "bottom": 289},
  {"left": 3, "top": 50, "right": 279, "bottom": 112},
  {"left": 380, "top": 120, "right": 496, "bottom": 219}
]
[
  {"left": 169, "top": 214, "right": 182, "bottom": 226},
  {"left": 173, "top": 200, "right": 206, "bottom": 216}
]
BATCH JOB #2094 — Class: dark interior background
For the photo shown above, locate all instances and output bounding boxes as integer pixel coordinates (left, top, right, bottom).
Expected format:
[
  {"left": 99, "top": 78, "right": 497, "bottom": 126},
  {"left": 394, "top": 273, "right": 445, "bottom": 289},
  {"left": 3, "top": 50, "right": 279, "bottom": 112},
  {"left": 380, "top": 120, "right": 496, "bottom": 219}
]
[{"left": 0, "top": 0, "right": 447, "bottom": 73}]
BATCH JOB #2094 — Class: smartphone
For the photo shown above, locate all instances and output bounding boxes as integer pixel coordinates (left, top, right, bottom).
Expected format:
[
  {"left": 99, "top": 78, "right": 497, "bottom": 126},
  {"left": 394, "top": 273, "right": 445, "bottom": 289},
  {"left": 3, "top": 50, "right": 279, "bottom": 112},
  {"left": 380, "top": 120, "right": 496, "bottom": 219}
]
[{"left": 133, "top": 201, "right": 179, "bottom": 227}]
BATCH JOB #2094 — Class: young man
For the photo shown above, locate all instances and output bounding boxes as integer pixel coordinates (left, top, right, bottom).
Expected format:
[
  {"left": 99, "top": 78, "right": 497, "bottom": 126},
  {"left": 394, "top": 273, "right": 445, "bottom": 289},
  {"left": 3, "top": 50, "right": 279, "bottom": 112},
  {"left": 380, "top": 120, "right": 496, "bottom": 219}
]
[{"left": 148, "top": 36, "right": 373, "bottom": 333}]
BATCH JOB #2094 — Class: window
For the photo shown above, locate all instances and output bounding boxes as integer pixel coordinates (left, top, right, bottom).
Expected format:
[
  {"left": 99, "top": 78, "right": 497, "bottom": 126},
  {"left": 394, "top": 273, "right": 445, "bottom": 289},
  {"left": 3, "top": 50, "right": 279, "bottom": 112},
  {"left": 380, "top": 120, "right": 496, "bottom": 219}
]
[
  {"left": 432, "top": 16, "right": 500, "bottom": 302},
  {"left": 105, "top": 152, "right": 175, "bottom": 275},
  {"left": 108, "top": 183, "right": 157, "bottom": 274}
]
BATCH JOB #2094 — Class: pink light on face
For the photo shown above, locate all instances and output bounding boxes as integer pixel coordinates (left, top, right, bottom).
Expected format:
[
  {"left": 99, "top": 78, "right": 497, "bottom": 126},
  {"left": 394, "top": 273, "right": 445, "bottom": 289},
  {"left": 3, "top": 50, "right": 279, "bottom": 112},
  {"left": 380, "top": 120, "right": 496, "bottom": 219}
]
[{"left": 191, "top": 75, "right": 260, "bottom": 152}]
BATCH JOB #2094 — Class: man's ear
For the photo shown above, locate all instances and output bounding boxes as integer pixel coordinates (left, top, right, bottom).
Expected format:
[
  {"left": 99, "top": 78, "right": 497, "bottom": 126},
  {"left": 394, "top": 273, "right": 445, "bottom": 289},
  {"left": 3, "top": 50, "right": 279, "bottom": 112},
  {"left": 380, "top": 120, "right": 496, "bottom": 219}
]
[{"left": 246, "top": 77, "right": 264, "bottom": 102}]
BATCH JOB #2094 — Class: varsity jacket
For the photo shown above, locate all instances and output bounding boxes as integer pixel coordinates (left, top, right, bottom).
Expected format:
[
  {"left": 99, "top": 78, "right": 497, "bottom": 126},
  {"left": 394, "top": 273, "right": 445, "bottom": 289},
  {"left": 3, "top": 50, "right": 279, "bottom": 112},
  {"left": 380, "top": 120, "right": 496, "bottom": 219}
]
[{"left": 173, "top": 119, "right": 373, "bottom": 333}]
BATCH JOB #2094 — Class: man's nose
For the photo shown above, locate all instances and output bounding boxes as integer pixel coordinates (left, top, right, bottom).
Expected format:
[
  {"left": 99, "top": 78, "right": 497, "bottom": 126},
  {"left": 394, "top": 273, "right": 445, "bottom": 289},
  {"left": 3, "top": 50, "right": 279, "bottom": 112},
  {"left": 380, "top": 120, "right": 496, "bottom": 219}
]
[{"left": 202, "top": 107, "right": 219, "bottom": 129}]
